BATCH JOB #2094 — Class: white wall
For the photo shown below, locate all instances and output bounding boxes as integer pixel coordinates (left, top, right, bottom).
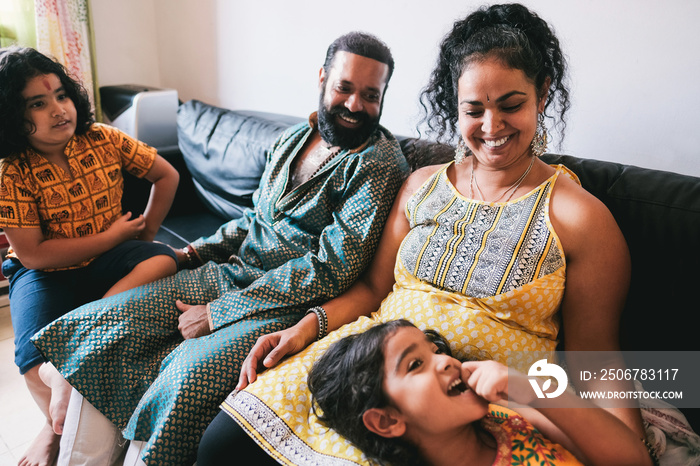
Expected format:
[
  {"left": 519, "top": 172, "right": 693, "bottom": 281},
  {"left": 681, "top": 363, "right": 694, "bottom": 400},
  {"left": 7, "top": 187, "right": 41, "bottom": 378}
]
[
  {"left": 90, "top": 0, "right": 700, "bottom": 177},
  {"left": 90, "top": 0, "right": 160, "bottom": 87}
]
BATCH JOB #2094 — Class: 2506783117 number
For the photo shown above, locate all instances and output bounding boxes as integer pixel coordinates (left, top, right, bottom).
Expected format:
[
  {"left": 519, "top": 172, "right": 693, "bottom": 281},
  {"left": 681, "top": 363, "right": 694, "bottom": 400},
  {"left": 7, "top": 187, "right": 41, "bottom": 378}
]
[{"left": 599, "top": 368, "right": 678, "bottom": 381}]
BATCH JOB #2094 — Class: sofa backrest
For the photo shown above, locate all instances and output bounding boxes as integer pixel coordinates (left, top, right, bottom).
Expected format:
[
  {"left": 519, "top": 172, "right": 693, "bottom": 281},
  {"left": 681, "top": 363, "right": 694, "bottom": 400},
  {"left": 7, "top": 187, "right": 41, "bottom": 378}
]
[
  {"left": 540, "top": 154, "right": 700, "bottom": 351},
  {"left": 176, "top": 100, "right": 305, "bottom": 219}
]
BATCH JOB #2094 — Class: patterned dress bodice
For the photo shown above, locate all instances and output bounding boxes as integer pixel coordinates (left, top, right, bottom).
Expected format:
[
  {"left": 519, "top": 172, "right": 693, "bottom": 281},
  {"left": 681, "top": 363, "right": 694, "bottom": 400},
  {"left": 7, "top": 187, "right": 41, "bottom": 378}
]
[{"left": 400, "top": 162, "right": 566, "bottom": 298}]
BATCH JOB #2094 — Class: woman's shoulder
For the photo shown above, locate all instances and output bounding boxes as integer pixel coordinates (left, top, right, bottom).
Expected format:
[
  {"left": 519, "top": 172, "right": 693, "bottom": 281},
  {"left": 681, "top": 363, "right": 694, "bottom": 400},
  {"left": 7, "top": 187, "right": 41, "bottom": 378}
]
[
  {"left": 548, "top": 164, "right": 621, "bottom": 252},
  {"left": 551, "top": 166, "right": 608, "bottom": 214},
  {"left": 390, "top": 163, "right": 448, "bottom": 214},
  {"left": 405, "top": 162, "right": 448, "bottom": 192}
]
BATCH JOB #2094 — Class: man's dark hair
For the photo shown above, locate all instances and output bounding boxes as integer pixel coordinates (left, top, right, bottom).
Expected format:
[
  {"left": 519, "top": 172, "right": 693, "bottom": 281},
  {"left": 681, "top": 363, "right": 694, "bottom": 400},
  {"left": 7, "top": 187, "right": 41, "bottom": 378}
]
[
  {"left": 0, "top": 46, "right": 94, "bottom": 158},
  {"left": 323, "top": 32, "right": 395, "bottom": 84}
]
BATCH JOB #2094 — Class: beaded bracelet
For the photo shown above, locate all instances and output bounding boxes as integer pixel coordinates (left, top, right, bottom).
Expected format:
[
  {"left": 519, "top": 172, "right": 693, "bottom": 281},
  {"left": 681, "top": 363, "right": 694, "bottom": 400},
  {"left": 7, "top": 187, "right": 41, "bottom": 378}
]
[
  {"left": 181, "top": 244, "right": 201, "bottom": 270},
  {"left": 305, "top": 306, "right": 328, "bottom": 341}
]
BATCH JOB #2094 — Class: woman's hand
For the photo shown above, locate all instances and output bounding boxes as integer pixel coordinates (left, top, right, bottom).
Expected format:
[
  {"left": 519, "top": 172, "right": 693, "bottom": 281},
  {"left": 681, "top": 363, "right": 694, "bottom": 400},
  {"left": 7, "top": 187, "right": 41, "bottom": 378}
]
[{"left": 237, "top": 316, "right": 317, "bottom": 390}]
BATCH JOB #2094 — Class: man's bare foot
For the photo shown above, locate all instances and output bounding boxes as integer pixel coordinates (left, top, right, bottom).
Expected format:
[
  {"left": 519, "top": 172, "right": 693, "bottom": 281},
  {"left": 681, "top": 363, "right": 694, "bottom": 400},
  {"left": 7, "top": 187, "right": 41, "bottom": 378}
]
[
  {"left": 18, "top": 422, "right": 60, "bottom": 466},
  {"left": 38, "top": 363, "right": 71, "bottom": 435}
]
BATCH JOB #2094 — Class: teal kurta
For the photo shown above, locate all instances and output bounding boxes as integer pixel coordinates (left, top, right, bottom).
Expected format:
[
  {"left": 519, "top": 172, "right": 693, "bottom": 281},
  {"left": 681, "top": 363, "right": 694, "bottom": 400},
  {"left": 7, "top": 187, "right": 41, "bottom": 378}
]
[{"left": 31, "top": 116, "right": 409, "bottom": 465}]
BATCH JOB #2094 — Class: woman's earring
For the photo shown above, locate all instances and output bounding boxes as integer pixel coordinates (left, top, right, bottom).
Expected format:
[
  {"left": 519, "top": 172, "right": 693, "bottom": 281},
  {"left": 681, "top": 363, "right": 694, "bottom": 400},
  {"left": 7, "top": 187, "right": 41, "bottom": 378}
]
[
  {"left": 455, "top": 139, "right": 469, "bottom": 164},
  {"left": 531, "top": 113, "right": 548, "bottom": 157}
]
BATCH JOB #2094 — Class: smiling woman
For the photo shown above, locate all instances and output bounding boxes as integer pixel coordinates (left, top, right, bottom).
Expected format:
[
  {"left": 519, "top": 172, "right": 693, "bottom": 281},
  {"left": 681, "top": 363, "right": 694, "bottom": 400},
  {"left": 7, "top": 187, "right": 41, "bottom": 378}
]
[
  {"left": 454, "top": 58, "right": 546, "bottom": 202},
  {"left": 457, "top": 62, "right": 542, "bottom": 165}
]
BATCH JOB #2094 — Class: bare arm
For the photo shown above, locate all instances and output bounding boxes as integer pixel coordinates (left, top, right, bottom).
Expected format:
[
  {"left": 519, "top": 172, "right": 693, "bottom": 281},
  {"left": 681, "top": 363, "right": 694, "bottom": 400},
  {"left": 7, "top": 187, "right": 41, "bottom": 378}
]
[
  {"left": 549, "top": 178, "right": 645, "bottom": 437},
  {"left": 3, "top": 212, "right": 146, "bottom": 270},
  {"left": 137, "top": 154, "right": 179, "bottom": 242},
  {"left": 463, "top": 360, "right": 652, "bottom": 466}
]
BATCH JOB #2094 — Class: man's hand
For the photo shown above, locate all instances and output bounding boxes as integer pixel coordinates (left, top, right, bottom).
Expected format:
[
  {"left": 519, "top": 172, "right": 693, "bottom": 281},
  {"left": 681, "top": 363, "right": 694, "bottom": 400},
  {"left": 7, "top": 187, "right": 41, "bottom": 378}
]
[
  {"left": 176, "top": 300, "right": 212, "bottom": 339},
  {"left": 236, "top": 325, "right": 312, "bottom": 390}
]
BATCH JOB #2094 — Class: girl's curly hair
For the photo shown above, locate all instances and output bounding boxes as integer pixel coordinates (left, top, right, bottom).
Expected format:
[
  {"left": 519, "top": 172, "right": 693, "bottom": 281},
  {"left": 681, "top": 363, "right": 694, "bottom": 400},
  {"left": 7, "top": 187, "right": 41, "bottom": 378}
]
[
  {"left": 308, "top": 320, "right": 454, "bottom": 466},
  {"left": 418, "top": 3, "right": 570, "bottom": 145},
  {"left": 0, "top": 46, "right": 94, "bottom": 159}
]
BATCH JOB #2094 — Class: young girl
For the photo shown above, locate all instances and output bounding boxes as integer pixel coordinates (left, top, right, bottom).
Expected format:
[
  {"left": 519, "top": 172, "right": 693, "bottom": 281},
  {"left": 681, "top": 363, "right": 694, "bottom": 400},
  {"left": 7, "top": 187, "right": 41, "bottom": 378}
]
[
  {"left": 308, "top": 320, "right": 657, "bottom": 466},
  {"left": 0, "top": 46, "right": 179, "bottom": 465}
]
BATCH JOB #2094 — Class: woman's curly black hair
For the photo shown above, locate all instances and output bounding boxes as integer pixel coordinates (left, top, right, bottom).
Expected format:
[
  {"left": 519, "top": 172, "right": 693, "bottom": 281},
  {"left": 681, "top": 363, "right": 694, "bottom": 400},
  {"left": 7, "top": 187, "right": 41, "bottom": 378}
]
[
  {"left": 418, "top": 3, "right": 570, "bottom": 145},
  {"left": 308, "top": 320, "right": 454, "bottom": 466},
  {"left": 0, "top": 46, "right": 94, "bottom": 159}
]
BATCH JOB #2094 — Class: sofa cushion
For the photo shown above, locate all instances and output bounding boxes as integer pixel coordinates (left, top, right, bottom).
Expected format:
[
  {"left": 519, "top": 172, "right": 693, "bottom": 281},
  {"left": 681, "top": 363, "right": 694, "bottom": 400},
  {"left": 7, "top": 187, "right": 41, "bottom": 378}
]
[{"left": 176, "top": 100, "right": 303, "bottom": 219}]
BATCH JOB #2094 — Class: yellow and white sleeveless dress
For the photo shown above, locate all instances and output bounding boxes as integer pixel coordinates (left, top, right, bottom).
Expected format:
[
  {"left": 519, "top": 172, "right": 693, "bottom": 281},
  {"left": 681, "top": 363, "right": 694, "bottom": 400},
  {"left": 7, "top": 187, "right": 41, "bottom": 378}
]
[{"left": 223, "top": 163, "right": 578, "bottom": 465}]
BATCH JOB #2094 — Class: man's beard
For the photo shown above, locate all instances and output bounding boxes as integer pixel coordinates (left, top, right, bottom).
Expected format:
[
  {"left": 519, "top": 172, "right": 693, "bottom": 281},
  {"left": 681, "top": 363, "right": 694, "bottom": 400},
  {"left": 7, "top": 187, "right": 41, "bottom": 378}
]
[{"left": 317, "top": 96, "right": 381, "bottom": 150}]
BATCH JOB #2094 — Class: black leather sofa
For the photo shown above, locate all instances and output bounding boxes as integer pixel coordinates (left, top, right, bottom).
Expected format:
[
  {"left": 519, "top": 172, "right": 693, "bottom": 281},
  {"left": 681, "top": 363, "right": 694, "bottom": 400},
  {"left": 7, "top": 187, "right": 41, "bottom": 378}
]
[{"left": 123, "top": 99, "right": 700, "bottom": 427}]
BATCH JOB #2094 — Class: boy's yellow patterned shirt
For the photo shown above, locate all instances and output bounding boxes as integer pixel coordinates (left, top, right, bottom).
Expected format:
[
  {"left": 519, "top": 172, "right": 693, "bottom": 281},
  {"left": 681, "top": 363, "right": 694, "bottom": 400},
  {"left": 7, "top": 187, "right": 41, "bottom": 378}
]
[{"left": 0, "top": 123, "right": 156, "bottom": 270}]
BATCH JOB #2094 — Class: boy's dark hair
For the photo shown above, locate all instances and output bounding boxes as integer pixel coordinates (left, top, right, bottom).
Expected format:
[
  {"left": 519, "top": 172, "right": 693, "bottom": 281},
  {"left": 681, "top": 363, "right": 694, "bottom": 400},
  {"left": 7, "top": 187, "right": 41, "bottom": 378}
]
[
  {"left": 0, "top": 46, "right": 94, "bottom": 158},
  {"left": 308, "top": 319, "right": 452, "bottom": 466},
  {"left": 418, "top": 3, "right": 570, "bottom": 145},
  {"left": 323, "top": 31, "right": 395, "bottom": 84}
]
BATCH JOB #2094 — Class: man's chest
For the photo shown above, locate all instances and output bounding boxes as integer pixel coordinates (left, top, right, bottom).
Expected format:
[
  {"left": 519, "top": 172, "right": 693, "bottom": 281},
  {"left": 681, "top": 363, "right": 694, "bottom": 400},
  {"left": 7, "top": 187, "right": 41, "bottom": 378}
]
[{"left": 288, "top": 141, "right": 340, "bottom": 191}]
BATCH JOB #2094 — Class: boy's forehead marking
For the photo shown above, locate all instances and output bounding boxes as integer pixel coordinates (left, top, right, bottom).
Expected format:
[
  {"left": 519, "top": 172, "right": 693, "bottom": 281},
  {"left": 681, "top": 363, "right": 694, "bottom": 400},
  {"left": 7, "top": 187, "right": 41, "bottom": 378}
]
[{"left": 43, "top": 77, "right": 52, "bottom": 90}]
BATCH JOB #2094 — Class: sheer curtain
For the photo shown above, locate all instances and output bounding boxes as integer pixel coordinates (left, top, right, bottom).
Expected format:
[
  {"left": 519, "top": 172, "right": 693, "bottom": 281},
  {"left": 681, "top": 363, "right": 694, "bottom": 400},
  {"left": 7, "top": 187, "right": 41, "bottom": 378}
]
[
  {"left": 0, "top": 0, "right": 36, "bottom": 47},
  {"left": 35, "top": 0, "right": 100, "bottom": 118}
]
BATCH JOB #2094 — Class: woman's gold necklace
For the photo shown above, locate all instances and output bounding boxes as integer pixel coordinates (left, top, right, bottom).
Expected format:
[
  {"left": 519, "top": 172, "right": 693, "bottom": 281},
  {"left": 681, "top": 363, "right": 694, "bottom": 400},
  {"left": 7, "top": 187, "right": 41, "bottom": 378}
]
[{"left": 469, "top": 155, "right": 536, "bottom": 203}]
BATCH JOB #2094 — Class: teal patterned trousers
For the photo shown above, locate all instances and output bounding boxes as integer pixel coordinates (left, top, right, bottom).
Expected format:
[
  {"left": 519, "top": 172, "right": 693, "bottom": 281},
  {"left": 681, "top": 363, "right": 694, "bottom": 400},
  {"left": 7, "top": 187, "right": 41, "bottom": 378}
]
[{"left": 32, "top": 262, "right": 304, "bottom": 464}]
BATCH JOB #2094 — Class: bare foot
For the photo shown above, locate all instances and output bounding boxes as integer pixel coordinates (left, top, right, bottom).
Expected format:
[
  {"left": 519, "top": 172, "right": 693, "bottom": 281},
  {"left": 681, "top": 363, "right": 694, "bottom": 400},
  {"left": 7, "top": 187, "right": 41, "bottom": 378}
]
[
  {"left": 38, "top": 363, "right": 71, "bottom": 435},
  {"left": 18, "top": 422, "right": 60, "bottom": 466}
]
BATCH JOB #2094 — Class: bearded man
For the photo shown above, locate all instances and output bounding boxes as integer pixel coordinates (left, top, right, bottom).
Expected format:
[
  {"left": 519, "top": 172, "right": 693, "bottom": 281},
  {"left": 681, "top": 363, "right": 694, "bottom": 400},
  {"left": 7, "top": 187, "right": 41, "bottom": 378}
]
[{"left": 32, "top": 31, "right": 409, "bottom": 465}]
